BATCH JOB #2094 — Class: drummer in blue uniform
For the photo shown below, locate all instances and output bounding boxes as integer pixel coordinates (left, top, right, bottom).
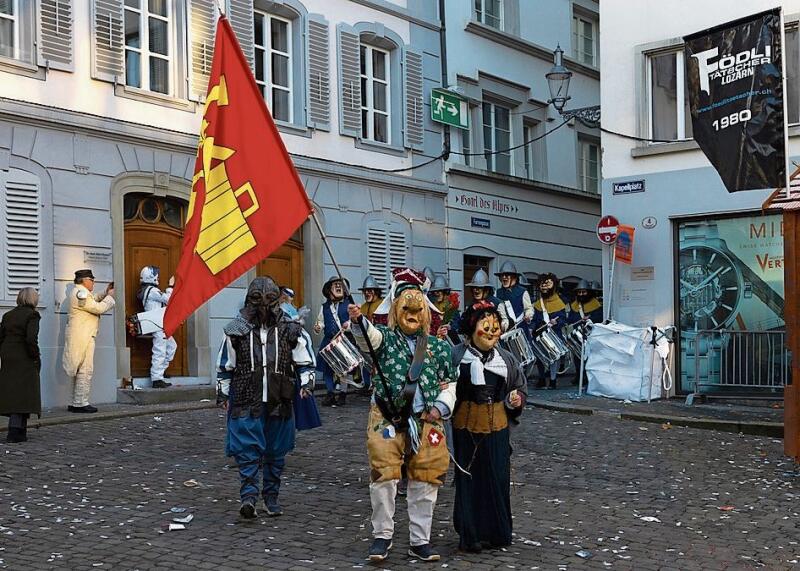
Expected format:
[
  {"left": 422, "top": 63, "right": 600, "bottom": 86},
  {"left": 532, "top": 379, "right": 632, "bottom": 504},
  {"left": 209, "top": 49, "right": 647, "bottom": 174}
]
[
  {"left": 495, "top": 261, "right": 533, "bottom": 333},
  {"left": 568, "top": 279, "right": 603, "bottom": 324},
  {"left": 531, "top": 273, "right": 569, "bottom": 390},
  {"left": 313, "top": 276, "right": 352, "bottom": 407}
]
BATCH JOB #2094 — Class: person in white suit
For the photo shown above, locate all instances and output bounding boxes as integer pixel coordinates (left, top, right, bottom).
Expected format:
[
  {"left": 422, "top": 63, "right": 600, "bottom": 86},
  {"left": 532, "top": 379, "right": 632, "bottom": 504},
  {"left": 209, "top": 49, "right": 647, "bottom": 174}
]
[
  {"left": 62, "top": 269, "right": 115, "bottom": 413},
  {"left": 138, "top": 266, "right": 176, "bottom": 388}
]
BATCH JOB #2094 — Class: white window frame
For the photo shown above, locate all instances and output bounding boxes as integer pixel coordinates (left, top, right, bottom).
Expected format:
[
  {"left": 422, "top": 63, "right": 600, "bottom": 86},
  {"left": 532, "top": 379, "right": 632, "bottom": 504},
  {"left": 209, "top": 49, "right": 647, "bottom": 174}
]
[
  {"left": 0, "top": 0, "right": 19, "bottom": 60},
  {"left": 124, "top": 0, "right": 173, "bottom": 95},
  {"left": 360, "top": 44, "right": 391, "bottom": 144},
  {"left": 254, "top": 10, "right": 293, "bottom": 124},
  {"left": 483, "top": 101, "right": 512, "bottom": 175},
  {"left": 475, "top": 0, "right": 503, "bottom": 31},
  {"left": 646, "top": 48, "right": 691, "bottom": 142},
  {"left": 578, "top": 139, "right": 599, "bottom": 194},
  {"left": 572, "top": 14, "right": 597, "bottom": 67}
]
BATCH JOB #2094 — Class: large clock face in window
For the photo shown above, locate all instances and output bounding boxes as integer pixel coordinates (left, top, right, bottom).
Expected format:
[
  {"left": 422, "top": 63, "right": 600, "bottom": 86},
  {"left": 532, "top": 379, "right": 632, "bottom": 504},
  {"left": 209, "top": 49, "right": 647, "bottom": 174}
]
[{"left": 679, "top": 245, "right": 742, "bottom": 331}]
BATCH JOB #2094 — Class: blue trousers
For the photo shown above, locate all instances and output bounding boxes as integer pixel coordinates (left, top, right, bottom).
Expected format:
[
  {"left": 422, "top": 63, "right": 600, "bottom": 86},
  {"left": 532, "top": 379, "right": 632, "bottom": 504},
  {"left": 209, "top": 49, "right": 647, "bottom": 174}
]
[{"left": 226, "top": 407, "right": 295, "bottom": 501}]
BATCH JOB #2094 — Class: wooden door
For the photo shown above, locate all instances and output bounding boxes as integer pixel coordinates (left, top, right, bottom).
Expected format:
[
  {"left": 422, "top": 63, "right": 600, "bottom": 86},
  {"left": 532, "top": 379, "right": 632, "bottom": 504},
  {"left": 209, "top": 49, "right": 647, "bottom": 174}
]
[
  {"left": 257, "top": 227, "right": 304, "bottom": 307},
  {"left": 124, "top": 195, "right": 188, "bottom": 377}
]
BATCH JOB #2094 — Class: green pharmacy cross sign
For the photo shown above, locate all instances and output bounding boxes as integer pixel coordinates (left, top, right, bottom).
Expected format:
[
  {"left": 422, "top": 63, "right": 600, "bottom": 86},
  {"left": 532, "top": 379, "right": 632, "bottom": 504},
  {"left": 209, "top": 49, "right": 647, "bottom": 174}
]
[{"left": 430, "top": 89, "right": 469, "bottom": 129}]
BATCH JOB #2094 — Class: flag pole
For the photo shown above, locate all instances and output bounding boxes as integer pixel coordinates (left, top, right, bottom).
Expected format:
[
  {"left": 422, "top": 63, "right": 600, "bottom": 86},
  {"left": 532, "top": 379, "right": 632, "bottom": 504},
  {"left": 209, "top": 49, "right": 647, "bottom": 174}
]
[{"left": 308, "top": 210, "right": 402, "bottom": 422}]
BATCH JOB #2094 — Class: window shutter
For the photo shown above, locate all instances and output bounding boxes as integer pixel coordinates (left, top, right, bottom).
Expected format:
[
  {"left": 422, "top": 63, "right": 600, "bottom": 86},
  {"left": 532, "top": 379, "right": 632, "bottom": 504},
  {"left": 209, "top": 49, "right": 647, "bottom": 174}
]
[
  {"left": 226, "top": 0, "right": 254, "bottom": 70},
  {"left": 91, "top": 0, "right": 124, "bottom": 82},
  {"left": 337, "top": 23, "right": 361, "bottom": 138},
  {"left": 307, "top": 14, "right": 330, "bottom": 131},
  {"left": 403, "top": 47, "right": 424, "bottom": 150},
  {"left": 189, "top": 0, "right": 217, "bottom": 101},
  {"left": 367, "top": 225, "right": 408, "bottom": 290},
  {"left": 4, "top": 181, "right": 41, "bottom": 298},
  {"left": 367, "top": 227, "right": 389, "bottom": 290},
  {"left": 38, "top": 0, "right": 74, "bottom": 71}
]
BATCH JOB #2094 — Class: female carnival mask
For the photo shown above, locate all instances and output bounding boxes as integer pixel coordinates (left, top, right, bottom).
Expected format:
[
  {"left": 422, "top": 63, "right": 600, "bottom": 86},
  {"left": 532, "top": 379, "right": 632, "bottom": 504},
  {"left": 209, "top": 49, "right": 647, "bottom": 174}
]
[
  {"left": 472, "top": 310, "right": 502, "bottom": 352},
  {"left": 391, "top": 288, "right": 430, "bottom": 336}
]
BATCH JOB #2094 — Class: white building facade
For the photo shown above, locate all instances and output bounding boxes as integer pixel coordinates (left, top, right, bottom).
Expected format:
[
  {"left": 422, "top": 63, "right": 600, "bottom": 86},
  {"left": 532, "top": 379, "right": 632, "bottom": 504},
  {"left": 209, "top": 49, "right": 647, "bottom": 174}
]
[
  {"left": 0, "top": 0, "right": 447, "bottom": 406},
  {"left": 601, "top": 0, "right": 795, "bottom": 394}
]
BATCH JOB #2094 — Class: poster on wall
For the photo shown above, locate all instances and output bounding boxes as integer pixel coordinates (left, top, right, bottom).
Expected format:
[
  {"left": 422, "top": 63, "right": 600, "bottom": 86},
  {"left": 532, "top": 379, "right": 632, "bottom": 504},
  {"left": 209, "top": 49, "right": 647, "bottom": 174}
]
[
  {"left": 615, "top": 225, "right": 635, "bottom": 264},
  {"left": 678, "top": 214, "right": 786, "bottom": 392},
  {"left": 684, "top": 9, "right": 787, "bottom": 193}
]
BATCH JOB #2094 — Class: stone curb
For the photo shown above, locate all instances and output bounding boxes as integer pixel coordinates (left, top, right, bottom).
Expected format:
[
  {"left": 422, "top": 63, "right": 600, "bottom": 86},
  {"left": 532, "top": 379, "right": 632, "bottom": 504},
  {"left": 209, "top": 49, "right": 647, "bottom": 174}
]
[
  {"left": 527, "top": 398, "right": 784, "bottom": 438},
  {"left": 0, "top": 401, "right": 217, "bottom": 433}
]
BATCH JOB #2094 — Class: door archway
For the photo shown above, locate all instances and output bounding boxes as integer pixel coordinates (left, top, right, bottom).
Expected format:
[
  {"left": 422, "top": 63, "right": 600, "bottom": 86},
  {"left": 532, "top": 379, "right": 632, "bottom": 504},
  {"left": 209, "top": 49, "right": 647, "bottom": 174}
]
[{"left": 123, "top": 194, "right": 188, "bottom": 377}]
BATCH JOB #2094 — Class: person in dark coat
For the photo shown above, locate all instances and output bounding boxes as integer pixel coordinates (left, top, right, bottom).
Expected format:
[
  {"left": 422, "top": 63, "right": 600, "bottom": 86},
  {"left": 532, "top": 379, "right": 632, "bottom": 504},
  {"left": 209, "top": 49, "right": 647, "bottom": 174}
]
[{"left": 0, "top": 288, "right": 42, "bottom": 443}]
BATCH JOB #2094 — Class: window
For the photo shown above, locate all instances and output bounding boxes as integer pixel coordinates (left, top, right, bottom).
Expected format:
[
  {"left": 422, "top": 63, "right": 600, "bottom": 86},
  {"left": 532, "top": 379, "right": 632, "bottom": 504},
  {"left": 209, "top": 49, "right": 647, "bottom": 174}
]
[
  {"left": 1, "top": 171, "right": 40, "bottom": 300},
  {"left": 360, "top": 44, "right": 390, "bottom": 143},
  {"left": 462, "top": 126, "right": 471, "bottom": 167},
  {"left": 475, "top": 0, "right": 503, "bottom": 30},
  {"left": 483, "top": 102, "right": 512, "bottom": 175},
  {"left": 786, "top": 26, "right": 799, "bottom": 124},
  {"left": 0, "top": 0, "right": 17, "bottom": 59},
  {"left": 523, "top": 124, "right": 534, "bottom": 179},
  {"left": 124, "top": 0, "right": 172, "bottom": 94},
  {"left": 578, "top": 139, "right": 599, "bottom": 193},
  {"left": 648, "top": 50, "right": 692, "bottom": 141},
  {"left": 572, "top": 15, "right": 597, "bottom": 67},
  {"left": 254, "top": 10, "right": 292, "bottom": 123},
  {"left": 367, "top": 225, "right": 407, "bottom": 290}
]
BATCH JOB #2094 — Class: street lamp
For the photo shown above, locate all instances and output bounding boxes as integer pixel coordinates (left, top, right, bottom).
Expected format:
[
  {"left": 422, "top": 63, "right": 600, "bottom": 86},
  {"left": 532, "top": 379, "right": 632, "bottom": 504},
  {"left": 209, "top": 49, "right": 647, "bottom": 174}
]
[{"left": 545, "top": 45, "right": 600, "bottom": 127}]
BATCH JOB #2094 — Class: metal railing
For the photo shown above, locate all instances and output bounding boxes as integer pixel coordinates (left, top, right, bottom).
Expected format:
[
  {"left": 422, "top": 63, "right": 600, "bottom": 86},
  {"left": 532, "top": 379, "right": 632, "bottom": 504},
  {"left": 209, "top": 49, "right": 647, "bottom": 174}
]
[{"left": 686, "top": 329, "right": 789, "bottom": 403}]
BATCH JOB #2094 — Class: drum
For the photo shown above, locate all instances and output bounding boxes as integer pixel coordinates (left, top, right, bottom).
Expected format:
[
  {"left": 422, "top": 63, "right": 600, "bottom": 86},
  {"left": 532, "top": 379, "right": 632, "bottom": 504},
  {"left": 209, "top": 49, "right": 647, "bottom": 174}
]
[
  {"left": 500, "top": 328, "right": 536, "bottom": 366},
  {"left": 530, "top": 325, "right": 569, "bottom": 367},
  {"left": 564, "top": 320, "right": 593, "bottom": 360},
  {"left": 319, "top": 331, "right": 365, "bottom": 377}
]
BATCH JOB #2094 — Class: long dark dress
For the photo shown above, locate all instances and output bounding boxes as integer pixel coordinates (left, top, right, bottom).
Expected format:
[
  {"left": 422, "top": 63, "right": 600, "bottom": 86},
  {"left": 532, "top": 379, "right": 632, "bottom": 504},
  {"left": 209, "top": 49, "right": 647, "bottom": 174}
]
[
  {"left": 0, "top": 305, "right": 42, "bottom": 416},
  {"left": 451, "top": 344, "right": 526, "bottom": 551}
]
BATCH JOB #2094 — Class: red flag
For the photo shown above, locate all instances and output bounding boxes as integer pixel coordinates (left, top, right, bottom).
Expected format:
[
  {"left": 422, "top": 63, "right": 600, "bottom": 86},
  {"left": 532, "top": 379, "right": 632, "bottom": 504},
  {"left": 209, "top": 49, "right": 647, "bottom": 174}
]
[{"left": 163, "top": 17, "right": 312, "bottom": 336}]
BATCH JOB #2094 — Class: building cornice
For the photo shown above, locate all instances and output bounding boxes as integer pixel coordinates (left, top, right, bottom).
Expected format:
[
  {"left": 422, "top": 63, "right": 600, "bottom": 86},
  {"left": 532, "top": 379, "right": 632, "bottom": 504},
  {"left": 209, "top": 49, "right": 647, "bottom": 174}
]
[
  {"left": 446, "top": 162, "right": 601, "bottom": 202},
  {"left": 464, "top": 21, "right": 600, "bottom": 81},
  {"left": 0, "top": 98, "right": 447, "bottom": 196}
]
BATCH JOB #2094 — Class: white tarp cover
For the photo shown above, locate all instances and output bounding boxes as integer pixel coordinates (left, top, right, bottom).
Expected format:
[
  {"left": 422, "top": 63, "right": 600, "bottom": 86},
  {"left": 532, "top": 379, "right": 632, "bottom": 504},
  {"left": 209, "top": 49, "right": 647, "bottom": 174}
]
[{"left": 585, "top": 321, "right": 669, "bottom": 402}]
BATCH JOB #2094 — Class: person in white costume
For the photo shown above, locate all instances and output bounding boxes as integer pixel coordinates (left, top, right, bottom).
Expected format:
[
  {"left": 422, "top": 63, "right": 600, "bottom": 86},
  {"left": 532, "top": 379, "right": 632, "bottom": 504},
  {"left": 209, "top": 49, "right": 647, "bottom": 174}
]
[
  {"left": 138, "top": 266, "right": 176, "bottom": 388},
  {"left": 62, "top": 269, "right": 115, "bottom": 413}
]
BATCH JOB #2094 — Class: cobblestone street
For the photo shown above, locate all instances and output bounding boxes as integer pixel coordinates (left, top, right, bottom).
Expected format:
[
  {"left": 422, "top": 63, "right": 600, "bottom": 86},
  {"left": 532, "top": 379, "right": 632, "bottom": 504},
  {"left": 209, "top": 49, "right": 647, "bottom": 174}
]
[{"left": 1, "top": 396, "right": 799, "bottom": 570}]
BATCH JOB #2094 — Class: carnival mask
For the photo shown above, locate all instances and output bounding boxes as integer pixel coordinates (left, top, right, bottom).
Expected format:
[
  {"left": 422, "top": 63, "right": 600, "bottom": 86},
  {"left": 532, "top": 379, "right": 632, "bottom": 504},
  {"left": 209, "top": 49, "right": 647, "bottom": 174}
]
[
  {"left": 500, "top": 274, "right": 516, "bottom": 288},
  {"left": 472, "top": 313, "right": 502, "bottom": 352},
  {"left": 395, "top": 288, "right": 428, "bottom": 335},
  {"left": 243, "top": 277, "right": 281, "bottom": 326},
  {"left": 539, "top": 278, "right": 555, "bottom": 298},
  {"left": 432, "top": 290, "right": 445, "bottom": 303},
  {"left": 330, "top": 280, "right": 345, "bottom": 301},
  {"left": 472, "top": 287, "right": 486, "bottom": 301},
  {"left": 575, "top": 289, "right": 590, "bottom": 303},
  {"left": 364, "top": 289, "right": 377, "bottom": 303}
]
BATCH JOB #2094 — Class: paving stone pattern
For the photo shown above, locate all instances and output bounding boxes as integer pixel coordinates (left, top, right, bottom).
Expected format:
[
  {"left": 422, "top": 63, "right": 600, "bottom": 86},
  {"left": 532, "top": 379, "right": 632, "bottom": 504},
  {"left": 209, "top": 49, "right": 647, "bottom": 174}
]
[{"left": 1, "top": 395, "right": 799, "bottom": 570}]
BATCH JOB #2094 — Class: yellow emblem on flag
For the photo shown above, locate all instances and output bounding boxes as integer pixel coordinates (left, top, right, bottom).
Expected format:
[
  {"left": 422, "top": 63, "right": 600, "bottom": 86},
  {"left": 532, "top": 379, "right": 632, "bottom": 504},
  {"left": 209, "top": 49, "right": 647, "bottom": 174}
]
[{"left": 190, "top": 75, "right": 259, "bottom": 275}]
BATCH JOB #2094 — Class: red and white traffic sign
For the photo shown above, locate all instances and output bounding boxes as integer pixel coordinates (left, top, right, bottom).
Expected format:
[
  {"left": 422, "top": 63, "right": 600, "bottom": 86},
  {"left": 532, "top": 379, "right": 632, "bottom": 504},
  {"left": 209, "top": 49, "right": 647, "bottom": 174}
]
[{"left": 596, "top": 215, "right": 620, "bottom": 244}]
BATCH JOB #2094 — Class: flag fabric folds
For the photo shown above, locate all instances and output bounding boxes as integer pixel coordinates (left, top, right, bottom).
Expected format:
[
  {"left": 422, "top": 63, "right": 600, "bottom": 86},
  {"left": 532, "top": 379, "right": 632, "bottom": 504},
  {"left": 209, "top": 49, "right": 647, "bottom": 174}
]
[{"left": 164, "top": 16, "right": 312, "bottom": 336}]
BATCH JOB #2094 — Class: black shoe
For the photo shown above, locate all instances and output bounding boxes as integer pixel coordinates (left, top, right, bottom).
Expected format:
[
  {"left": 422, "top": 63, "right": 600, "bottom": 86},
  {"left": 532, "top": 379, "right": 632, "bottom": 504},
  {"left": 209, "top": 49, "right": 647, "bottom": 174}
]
[
  {"left": 368, "top": 538, "right": 393, "bottom": 562},
  {"left": 5, "top": 427, "right": 26, "bottom": 443},
  {"left": 68, "top": 405, "right": 98, "bottom": 413},
  {"left": 152, "top": 380, "right": 172, "bottom": 388},
  {"left": 322, "top": 393, "right": 336, "bottom": 407},
  {"left": 534, "top": 379, "right": 546, "bottom": 389},
  {"left": 335, "top": 393, "right": 347, "bottom": 407},
  {"left": 264, "top": 495, "right": 283, "bottom": 517},
  {"left": 397, "top": 478, "right": 408, "bottom": 497},
  {"left": 408, "top": 544, "right": 440, "bottom": 561},
  {"left": 239, "top": 498, "right": 257, "bottom": 519},
  {"left": 460, "top": 542, "right": 482, "bottom": 553}
]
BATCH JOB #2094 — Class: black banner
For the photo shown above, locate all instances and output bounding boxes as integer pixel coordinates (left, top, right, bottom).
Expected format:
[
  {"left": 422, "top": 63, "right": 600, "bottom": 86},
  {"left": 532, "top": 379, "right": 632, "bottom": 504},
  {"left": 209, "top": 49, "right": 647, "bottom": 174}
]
[{"left": 684, "top": 9, "right": 786, "bottom": 193}]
